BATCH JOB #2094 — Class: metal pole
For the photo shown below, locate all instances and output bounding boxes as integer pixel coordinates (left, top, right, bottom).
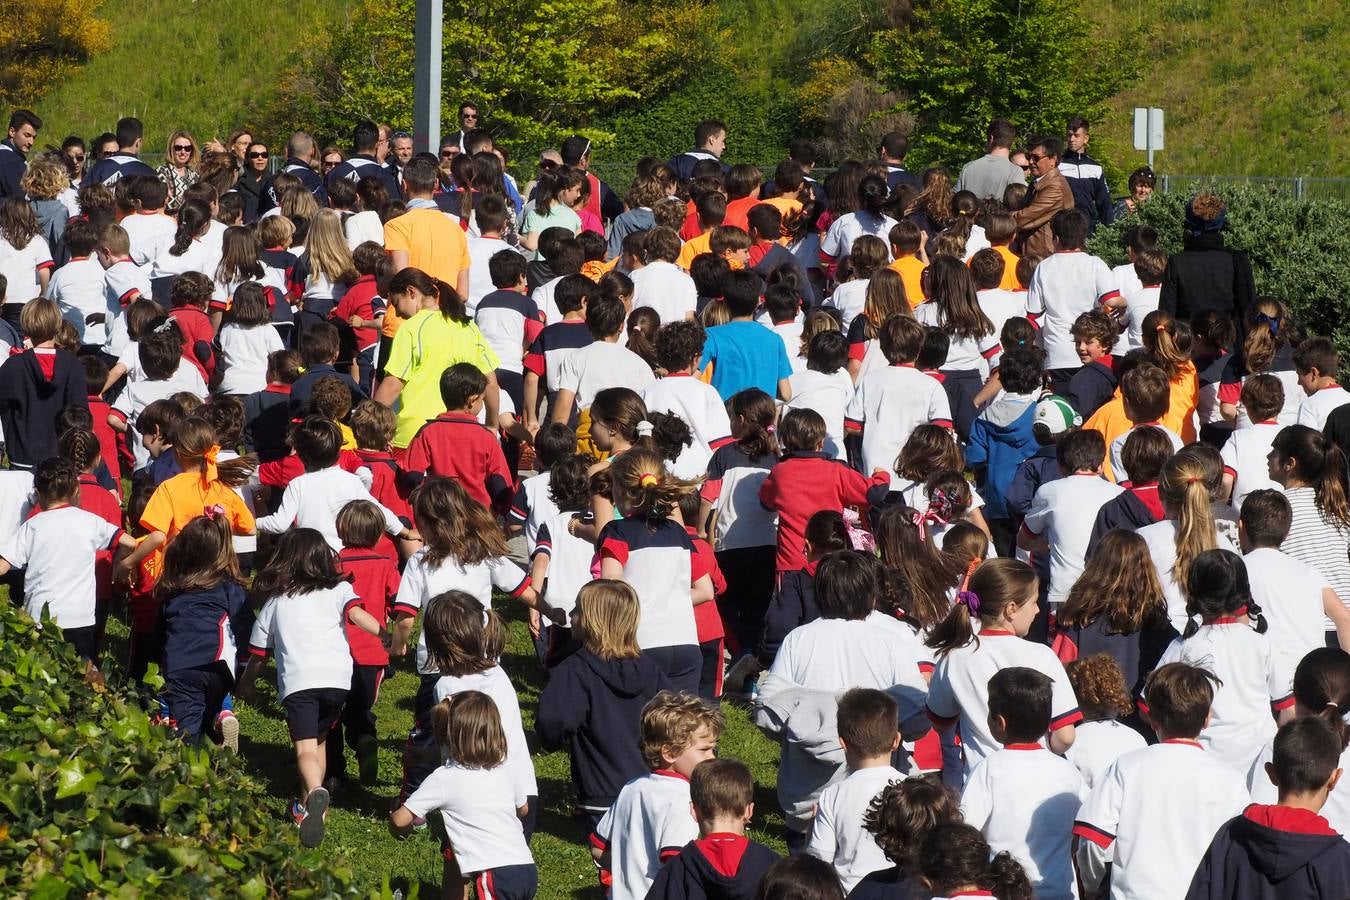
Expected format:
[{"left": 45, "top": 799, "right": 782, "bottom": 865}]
[
  {"left": 413, "top": 0, "right": 442, "bottom": 155},
  {"left": 1146, "top": 108, "right": 1155, "bottom": 168}
]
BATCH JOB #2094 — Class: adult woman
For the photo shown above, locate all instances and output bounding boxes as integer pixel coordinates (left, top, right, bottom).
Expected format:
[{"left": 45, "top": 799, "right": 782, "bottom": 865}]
[
  {"left": 235, "top": 141, "right": 270, "bottom": 223},
  {"left": 1159, "top": 193, "right": 1256, "bottom": 331},
  {"left": 157, "top": 130, "right": 200, "bottom": 212},
  {"left": 373, "top": 267, "right": 501, "bottom": 451},
  {"left": 225, "top": 128, "right": 252, "bottom": 169},
  {"left": 60, "top": 136, "right": 86, "bottom": 189},
  {"left": 1113, "top": 166, "right": 1155, "bottom": 219},
  {"left": 319, "top": 146, "right": 345, "bottom": 180}
]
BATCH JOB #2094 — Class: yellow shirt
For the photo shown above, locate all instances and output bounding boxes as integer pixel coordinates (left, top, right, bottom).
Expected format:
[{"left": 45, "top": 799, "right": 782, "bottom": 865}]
[
  {"left": 385, "top": 309, "right": 500, "bottom": 447},
  {"left": 677, "top": 231, "right": 713, "bottom": 271},
  {"left": 338, "top": 422, "right": 357, "bottom": 450},
  {"left": 383, "top": 208, "right": 471, "bottom": 336},
  {"left": 889, "top": 255, "right": 927, "bottom": 307}
]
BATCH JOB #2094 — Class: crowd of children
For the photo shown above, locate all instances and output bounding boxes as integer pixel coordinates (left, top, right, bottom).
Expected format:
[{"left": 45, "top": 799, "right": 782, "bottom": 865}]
[{"left": 8, "top": 111, "right": 1350, "bottom": 900}]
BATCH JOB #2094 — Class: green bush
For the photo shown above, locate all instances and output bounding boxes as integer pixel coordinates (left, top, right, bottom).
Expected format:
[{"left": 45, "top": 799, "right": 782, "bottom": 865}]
[
  {"left": 1086, "top": 187, "right": 1350, "bottom": 353},
  {"left": 0, "top": 606, "right": 361, "bottom": 898}
]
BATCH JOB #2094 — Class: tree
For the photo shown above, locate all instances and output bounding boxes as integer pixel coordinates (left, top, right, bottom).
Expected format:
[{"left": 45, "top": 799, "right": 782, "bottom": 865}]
[
  {"left": 272, "top": 0, "right": 716, "bottom": 153},
  {"left": 869, "top": 0, "right": 1136, "bottom": 167},
  {"left": 0, "top": 0, "right": 109, "bottom": 109}
]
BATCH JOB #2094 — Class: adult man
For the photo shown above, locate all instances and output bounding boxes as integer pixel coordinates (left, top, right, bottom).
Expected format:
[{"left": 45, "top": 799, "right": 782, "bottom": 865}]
[
  {"left": 878, "top": 131, "right": 920, "bottom": 191},
  {"left": 956, "top": 119, "right": 1027, "bottom": 201},
  {"left": 260, "top": 131, "right": 326, "bottom": 213},
  {"left": 327, "top": 121, "right": 401, "bottom": 199},
  {"left": 1012, "top": 136, "right": 1074, "bottom": 258},
  {"left": 445, "top": 102, "right": 480, "bottom": 151},
  {"left": 669, "top": 120, "right": 730, "bottom": 182},
  {"left": 1060, "top": 116, "right": 1113, "bottom": 228},
  {"left": 0, "top": 110, "right": 40, "bottom": 199},
  {"left": 384, "top": 157, "right": 470, "bottom": 300},
  {"left": 386, "top": 130, "right": 414, "bottom": 183},
  {"left": 376, "top": 124, "right": 393, "bottom": 164},
  {"left": 82, "top": 117, "right": 156, "bottom": 188},
  {"left": 560, "top": 135, "right": 623, "bottom": 223}
]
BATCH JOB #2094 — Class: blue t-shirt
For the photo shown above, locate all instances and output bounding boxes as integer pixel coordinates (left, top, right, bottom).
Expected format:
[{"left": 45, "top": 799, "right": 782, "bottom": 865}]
[{"left": 701, "top": 320, "right": 792, "bottom": 401}]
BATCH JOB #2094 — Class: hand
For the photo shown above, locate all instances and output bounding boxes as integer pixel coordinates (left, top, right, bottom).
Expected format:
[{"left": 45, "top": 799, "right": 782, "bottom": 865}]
[
  {"left": 390, "top": 640, "right": 407, "bottom": 658},
  {"left": 112, "top": 559, "right": 134, "bottom": 587},
  {"left": 349, "top": 314, "right": 364, "bottom": 328},
  {"left": 872, "top": 468, "right": 890, "bottom": 479},
  {"left": 523, "top": 419, "right": 540, "bottom": 440},
  {"left": 203, "top": 139, "right": 226, "bottom": 154},
  {"left": 527, "top": 609, "right": 541, "bottom": 640}
]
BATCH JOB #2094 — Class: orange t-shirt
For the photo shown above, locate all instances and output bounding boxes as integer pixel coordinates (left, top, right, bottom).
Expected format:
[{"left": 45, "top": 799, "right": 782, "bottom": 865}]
[
  {"left": 889, "top": 255, "right": 927, "bottom": 307},
  {"left": 677, "top": 232, "right": 713, "bottom": 271},
  {"left": 723, "top": 196, "right": 760, "bottom": 232},
  {"left": 993, "top": 244, "right": 1022, "bottom": 290},
  {"left": 139, "top": 472, "right": 255, "bottom": 581},
  {"left": 383, "top": 207, "right": 471, "bottom": 335}
]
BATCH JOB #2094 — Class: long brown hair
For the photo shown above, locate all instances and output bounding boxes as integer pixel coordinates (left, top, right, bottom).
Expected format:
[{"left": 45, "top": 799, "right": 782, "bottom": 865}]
[
  {"left": 1159, "top": 447, "right": 1222, "bottom": 591},
  {"left": 862, "top": 268, "right": 911, "bottom": 339},
  {"left": 1141, "top": 309, "right": 1188, "bottom": 380},
  {"left": 422, "top": 590, "right": 505, "bottom": 676},
  {"left": 1272, "top": 424, "right": 1350, "bottom": 529},
  {"left": 926, "top": 558, "right": 1037, "bottom": 656},
  {"left": 1242, "top": 297, "right": 1292, "bottom": 374},
  {"left": 413, "top": 478, "right": 509, "bottom": 566},
  {"left": 728, "top": 388, "right": 778, "bottom": 459},
  {"left": 874, "top": 503, "right": 960, "bottom": 629},
  {"left": 0, "top": 196, "right": 39, "bottom": 247},
  {"left": 432, "top": 690, "right": 507, "bottom": 769},
  {"left": 215, "top": 225, "right": 264, "bottom": 284},
  {"left": 1059, "top": 530, "right": 1167, "bottom": 633},
  {"left": 174, "top": 418, "right": 256, "bottom": 487},
  {"left": 925, "top": 256, "right": 993, "bottom": 340},
  {"left": 895, "top": 424, "right": 963, "bottom": 481},
  {"left": 154, "top": 514, "right": 242, "bottom": 600}
]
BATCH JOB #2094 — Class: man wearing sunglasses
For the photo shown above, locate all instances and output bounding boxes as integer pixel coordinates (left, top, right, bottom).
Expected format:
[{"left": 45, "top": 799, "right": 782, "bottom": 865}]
[
  {"left": 955, "top": 119, "right": 1027, "bottom": 202},
  {"left": 82, "top": 116, "right": 156, "bottom": 188},
  {"left": 0, "top": 109, "right": 40, "bottom": 200},
  {"left": 1011, "top": 135, "right": 1074, "bottom": 259},
  {"left": 446, "top": 102, "right": 479, "bottom": 152},
  {"left": 326, "top": 120, "right": 402, "bottom": 201}
]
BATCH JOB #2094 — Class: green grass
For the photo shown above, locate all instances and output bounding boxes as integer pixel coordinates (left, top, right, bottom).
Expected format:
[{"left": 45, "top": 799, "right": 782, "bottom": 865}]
[{"left": 101, "top": 598, "right": 785, "bottom": 898}]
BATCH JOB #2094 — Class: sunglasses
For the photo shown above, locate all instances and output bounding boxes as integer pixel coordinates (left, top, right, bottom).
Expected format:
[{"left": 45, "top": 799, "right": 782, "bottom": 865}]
[
  {"left": 440, "top": 150, "right": 457, "bottom": 158},
  {"left": 172, "top": 144, "right": 193, "bottom": 152},
  {"left": 1019, "top": 164, "right": 1032, "bottom": 171},
  {"left": 1026, "top": 154, "right": 1046, "bottom": 164},
  {"left": 322, "top": 159, "right": 341, "bottom": 168},
  {"left": 247, "top": 151, "right": 269, "bottom": 159},
  {"left": 68, "top": 153, "right": 85, "bottom": 162},
  {"left": 462, "top": 113, "right": 478, "bottom": 120},
  {"left": 392, "top": 131, "right": 412, "bottom": 140}
]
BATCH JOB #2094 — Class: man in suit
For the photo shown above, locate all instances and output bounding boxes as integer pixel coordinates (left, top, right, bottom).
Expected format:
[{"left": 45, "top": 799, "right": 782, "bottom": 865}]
[{"left": 1013, "top": 136, "right": 1075, "bottom": 258}]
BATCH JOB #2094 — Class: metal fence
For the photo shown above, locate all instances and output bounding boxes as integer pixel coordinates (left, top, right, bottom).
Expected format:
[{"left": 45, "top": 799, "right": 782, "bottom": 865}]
[{"left": 1156, "top": 174, "right": 1350, "bottom": 202}]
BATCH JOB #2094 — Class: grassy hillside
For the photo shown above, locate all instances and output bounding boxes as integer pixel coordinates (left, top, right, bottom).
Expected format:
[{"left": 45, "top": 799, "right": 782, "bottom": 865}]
[
  {"left": 32, "top": 0, "right": 1348, "bottom": 177},
  {"left": 33, "top": 0, "right": 352, "bottom": 148}
]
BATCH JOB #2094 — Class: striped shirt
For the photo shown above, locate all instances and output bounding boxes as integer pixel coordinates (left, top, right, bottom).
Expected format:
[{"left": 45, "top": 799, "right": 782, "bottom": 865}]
[{"left": 1281, "top": 485, "right": 1350, "bottom": 612}]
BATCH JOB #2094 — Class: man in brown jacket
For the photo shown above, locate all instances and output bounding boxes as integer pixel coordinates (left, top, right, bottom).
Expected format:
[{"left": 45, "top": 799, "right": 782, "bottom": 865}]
[{"left": 1013, "top": 136, "right": 1074, "bottom": 258}]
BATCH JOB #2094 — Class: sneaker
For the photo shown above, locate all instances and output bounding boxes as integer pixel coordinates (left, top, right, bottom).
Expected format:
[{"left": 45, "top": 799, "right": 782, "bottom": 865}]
[
  {"left": 725, "top": 653, "right": 761, "bottom": 698},
  {"left": 356, "top": 734, "right": 379, "bottom": 783},
  {"left": 299, "top": 787, "right": 330, "bottom": 848},
  {"left": 289, "top": 800, "right": 306, "bottom": 827},
  {"left": 216, "top": 710, "right": 239, "bottom": 753}
]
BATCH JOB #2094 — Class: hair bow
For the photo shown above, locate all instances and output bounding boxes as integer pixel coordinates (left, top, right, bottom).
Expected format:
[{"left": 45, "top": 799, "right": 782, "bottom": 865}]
[
  {"left": 955, "top": 590, "right": 981, "bottom": 615},
  {"left": 1254, "top": 312, "right": 1280, "bottom": 337},
  {"left": 201, "top": 444, "right": 221, "bottom": 488},
  {"left": 841, "top": 508, "right": 875, "bottom": 553},
  {"left": 203, "top": 503, "right": 227, "bottom": 521},
  {"left": 153, "top": 319, "right": 176, "bottom": 334},
  {"left": 636, "top": 420, "right": 654, "bottom": 438}
]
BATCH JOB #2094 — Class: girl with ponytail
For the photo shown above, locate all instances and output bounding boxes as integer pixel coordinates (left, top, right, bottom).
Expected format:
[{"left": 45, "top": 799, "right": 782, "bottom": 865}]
[
  {"left": 925, "top": 558, "right": 1081, "bottom": 786},
  {"left": 520, "top": 165, "right": 584, "bottom": 253},
  {"left": 597, "top": 447, "right": 713, "bottom": 693},
  {"left": 150, "top": 199, "right": 218, "bottom": 279},
  {"left": 1247, "top": 647, "right": 1350, "bottom": 833},
  {"left": 1156, "top": 548, "right": 1286, "bottom": 772},
  {"left": 820, "top": 173, "right": 898, "bottom": 269},
  {"left": 917, "top": 823, "right": 1034, "bottom": 900},
  {"left": 1269, "top": 423, "right": 1350, "bottom": 606},
  {"left": 874, "top": 502, "right": 962, "bottom": 633},
  {"left": 1138, "top": 444, "right": 1238, "bottom": 632},
  {"left": 1140, "top": 309, "right": 1199, "bottom": 441},
  {"left": 1219, "top": 297, "right": 1303, "bottom": 426},
  {"left": 376, "top": 265, "right": 501, "bottom": 449}
]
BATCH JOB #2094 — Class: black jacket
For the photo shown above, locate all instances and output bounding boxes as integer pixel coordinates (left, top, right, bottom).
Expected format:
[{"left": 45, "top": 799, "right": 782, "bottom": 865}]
[
  {"left": 260, "top": 159, "right": 326, "bottom": 214},
  {"left": 848, "top": 867, "right": 919, "bottom": 900},
  {"left": 1187, "top": 806, "right": 1350, "bottom": 900},
  {"left": 757, "top": 564, "right": 818, "bottom": 668},
  {"left": 1088, "top": 487, "right": 1163, "bottom": 555},
  {"left": 326, "top": 154, "right": 401, "bottom": 202},
  {"left": 0, "top": 140, "right": 26, "bottom": 199},
  {"left": 1065, "top": 357, "right": 1119, "bottom": 421},
  {"left": 1160, "top": 232, "right": 1256, "bottom": 335},
  {"left": 0, "top": 350, "right": 89, "bottom": 468},
  {"left": 647, "top": 835, "right": 779, "bottom": 900},
  {"left": 82, "top": 152, "right": 155, "bottom": 188},
  {"left": 535, "top": 648, "right": 673, "bottom": 808},
  {"left": 1058, "top": 150, "right": 1114, "bottom": 228},
  {"left": 236, "top": 170, "right": 268, "bottom": 223}
]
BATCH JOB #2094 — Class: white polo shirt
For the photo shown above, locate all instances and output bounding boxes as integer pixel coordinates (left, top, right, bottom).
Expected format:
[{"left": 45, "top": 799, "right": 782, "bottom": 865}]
[
  {"left": 1122, "top": 284, "right": 1161, "bottom": 351},
  {"left": 925, "top": 631, "right": 1082, "bottom": 784},
  {"left": 1297, "top": 384, "right": 1350, "bottom": 431},
  {"left": 1156, "top": 622, "right": 1292, "bottom": 772},
  {"left": 121, "top": 212, "right": 177, "bottom": 269},
  {"left": 599, "top": 517, "right": 699, "bottom": 650},
  {"left": 1137, "top": 520, "right": 1240, "bottom": 632},
  {"left": 1073, "top": 740, "right": 1249, "bottom": 900},
  {"left": 821, "top": 211, "right": 898, "bottom": 261},
  {"left": 434, "top": 665, "right": 538, "bottom": 798},
  {"left": 1243, "top": 546, "right": 1330, "bottom": 695},
  {"left": 394, "top": 550, "right": 528, "bottom": 674},
  {"left": 255, "top": 466, "right": 402, "bottom": 551},
  {"left": 1219, "top": 422, "right": 1282, "bottom": 510},
  {"left": 533, "top": 509, "right": 595, "bottom": 620},
  {"left": 961, "top": 745, "right": 1086, "bottom": 900},
  {"left": 828, "top": 278, "right": 869, "bottom": 332},
  {"left": 0, "top": 469, "right": 35, "bottom": 538},
  {"left": 555, "top": 341, "right": 655, "bottom": 413},
  {"left": 1065, "top": 719, "right": 1147, "bottom": 792},
  {"left": 770, "top": 616, "right": 930, "bottom": 701},
  {"left": 976, "top": 288, "right": 1028, "bottom": 340},
  {"left": 914, "top": 301, "right": 1002, "bottom": 374},
  {"left": 1, "top": 505, "right": 121, "bottom": 629},
  {"left": 807, "top": 764, "right": 903, "bottom": 893},
  {"left": 844, "top": 364, "right": 952, "bottom": 487},
  {"left": 595, "top": 770, "right": 698, "bottom": 900},
  {"left": 1109, "top": 423, "right": 1183, "bottom": 485},
  {"left": 47, "top": 256, "right": 110, "bottom": 345},
  {"left": 248, "top": 583, "right": 361, "bottom": 700},
  {"left": 642, "top": 372, "right": 733, "bottom": 480},
  {"left": 1026, "top": 250, "right": 1116, "bottom": 370},
  {"left": 112, "top": 363, "right": 210, "bottom": 472},
  {"left": 508, "top": 470, "right": 556, "bottom": 554},
  {"left": 630, "top": 260, "right": 697, "bottom": 324},
  {"left": 0, "top": 233, "right": 53, "bottom": 304},
  {"left": 532, "top": 276, "right": 565, "bottom": 325},
  {"left": 465, "top": 235, "right": 516, "bottom": 312},
  {"left": 1023, "top": 473, "right": 1124, "bottom": 605},
  {"left": 403, "top": 762, "right": 533, "bottom": 875},
  {"left": 785, "top": 368, "right": 854, "bottom": 460}
]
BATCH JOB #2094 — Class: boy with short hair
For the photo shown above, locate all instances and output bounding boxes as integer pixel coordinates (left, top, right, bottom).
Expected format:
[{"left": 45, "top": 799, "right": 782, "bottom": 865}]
[
  {"left": 244, "top": 349, "right": 303, "bottom": 462},
  {"left": 806, "top": 688, "right": 904, "bottom": 894},
  {"left": 747, "top": 204, "right": 817, "bottom": 306},
  {"left": 642, "top": 320, "right": 734, "bottom": 480},
  {"left": 886, "top": 221, "right": 926, "bottom": 307},
  {"left": 844, "top": 315, "right": 951, "bottom": 487},
  {"left": 648, "top": 758, "right": 779, "bottom": 900},
  {"left": 350, "top": 399, "right": 411, "bottom": 524},
  {"left": 476, "top": 248, "right": 543, "bottom": 419},
  {"left": 97, "top": 223, "right": 152, "bottom": 358},
  {"left": 133, "top": 398, "right": 186, "bottom": 486},
  {"left": 760, "top": 281, "right": 804, "bottom": 371},
  {"left": 532, "top": 237, "right": 584, "bottom": 324},
  {"left": 522, "top": 274, "right": 593, "bottom": 431},
  {"left": 676, "top": 191, "right": 727, "bottom": 271},
  {"left": 632, "top": 227, "right": 697, "bottom": 324},
  {"left": 0, "top": 297, "right": 89, "bottom": 469},
  {"left": 1064, "top": 309, "right": 1120, "bottom": 421},
  {"left": 966, "top": 347, "right": 1043, "bottom": 554},
  {"left": 961, "top": 667, "right": 1085, "bottom": 900},
  {"left": 700, "top": 269, "right": 792, "bottom": 402},
  {"left": 290, "top": 321, "right": 366, "bottom": 414},
  {"left": 1239, "top": 489, "right": 1350, "bottom": 686},
  {"left": 1109, "top": 363, "right": 1183, "bottom": 483},
  {"left": 167, "top": 272, "right": 218, "bottom": 382},
  {"left": 592, "top": 692, "right": 725, "bottom": 900},
  {"left": 785, "top": 329, "right": 854, "bottom": 461},
  {"left": 465, "top": 195, "right": 514, "bottom": 311},
  {"left": 1220, "top": 373, "right": 1284, "bottom": 511},
  {"left": 1187, "top": 717, "right": 1350, "bottom": 899},
  {"left": 1120, "top": 247, "right": 1166, "bottom": 351},
  {"left": 403, "top": 362, "right": 514, "bottom": 512},
  {"left": 1073, "top": 662, "right": 1251, "bottom": 900},
  {"left": 46, "top": 219, "right": 108, "bottom": 352},
  {"left": 970, "top": 247, "right": 1026, "bottom": 338},
  {"left": 1019, "top": 429, "right": 1123, "bottom": 608},
  {"left": 309, "top": 375, "right": 357, "bottom": 448},
  {"left": 1088, "top": 425, "right": 1173, "bottom": 550},
  {"left": 1293, "top": 336, "right": 1350, "bottom": 430},
  {"left": 708, "top": 225, "right": 752, "bottom": 272},
  {"left": 985, "top": 212, "right": 1021, "bottom": 291},
  {"left": 0, "top": 457, "right": 136, "bottom": 663}
]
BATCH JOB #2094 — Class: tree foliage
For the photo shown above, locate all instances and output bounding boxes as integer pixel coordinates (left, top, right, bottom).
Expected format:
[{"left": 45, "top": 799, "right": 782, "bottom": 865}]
[
  {"left": 869, "top": 0, "right": 1136, "bottom": 167},
  {"left": 273, "top": 0, "right": 717, "bottom": 154},
  {"left": 0, "top": 0, "right": 109, "bottom": 109}
]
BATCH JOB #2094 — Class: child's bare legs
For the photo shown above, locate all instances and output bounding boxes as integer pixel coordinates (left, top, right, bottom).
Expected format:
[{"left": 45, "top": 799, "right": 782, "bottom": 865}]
[
  {"left": 440, "top": 856, "right": 467, "bottom": 900},
  {"left": 295, "top": 737, "right": 325, "bottom": 797}
]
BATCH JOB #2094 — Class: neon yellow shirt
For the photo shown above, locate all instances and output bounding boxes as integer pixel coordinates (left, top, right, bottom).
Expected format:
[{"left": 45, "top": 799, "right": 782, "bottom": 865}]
[{"left": 386, "top": 309, "right": 499, "bottom": 447}]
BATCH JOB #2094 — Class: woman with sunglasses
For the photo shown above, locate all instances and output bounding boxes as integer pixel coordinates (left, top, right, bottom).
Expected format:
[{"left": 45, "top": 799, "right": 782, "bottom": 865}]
[
  {"left": 157, "top": 131, "right": 200, "bottom": 213},
  {"left": 320, "top": 146, "right": 346, "bottom": 179},
  {"left": 60, "top": 136, "right": 86, "bottom": 190},
  {"left": 236, "top": 142, "right": 270, "bottom": 223}
]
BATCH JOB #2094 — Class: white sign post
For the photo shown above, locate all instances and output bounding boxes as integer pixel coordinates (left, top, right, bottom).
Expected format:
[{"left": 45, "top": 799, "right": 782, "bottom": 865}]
[
  {"left": 413, "top": 0, "right": 442, "bottom": 154},
  {"left": 1133, "top": 107, "right": 1165, "bottom": 168}
]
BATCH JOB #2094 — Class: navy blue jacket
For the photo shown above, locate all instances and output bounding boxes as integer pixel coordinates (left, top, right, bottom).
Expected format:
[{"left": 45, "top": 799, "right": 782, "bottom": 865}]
[
  {"left": 1004, "top": 443, "right": 1061, "bottom": 518},
  {"left": 160, "top": 581, "right": 252, "bottom": 676},
  {"left": 1065, "top": 357, "right": 1119, "bottom": 421},
  {"left": 82, "top": 153, "right": 155, "bottom": 188},
  {"left": 757, "top": 564, "right": 817, "bottom": 668},
  {"left": 753, "top": 242, "right": 820, "bottom": 307},
  {"left": 244, "top": 386, "right": 293, "bottom": 461},
  {"left": 1088, "top": 488, "right": 1162, "bottom": 555},
  {"left": 848, "top": 867, "right": 919, "bottom": 900},
  {"left": 260, "top": 159, "right": 327, "bottom": 214},
  {"left": 0, "top": 350, "right": 88, "bottom": 468},
  {"left": 885, "top": 167, "right": 921, "bottom": 193},
  {"left": 289, "top": 363, "right": 366, "bottom": 416},
  {"left": 1187, "top": 807, "right": 1350, "bottom": 900},
  {"left": 327, "top": 154, "right": 402, "bottom": 201},
  {"left": 1058, "top": 150, "right": 1114, "bottom": 228},
  {"left": 669, "top": 150, "right": 729, "bottom": 183},
  {"left": 0, "top": 140, "right": 27, "bottom": 199},
  {"left": 535, "top": 648, "right": 673, "bottom": 809},
  {"left": 647, "top": 836, "right": 779, "bottom": 900}
]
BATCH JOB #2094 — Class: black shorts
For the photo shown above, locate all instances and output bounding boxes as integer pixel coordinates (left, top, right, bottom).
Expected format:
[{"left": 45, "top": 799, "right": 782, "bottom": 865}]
[{"left": 283, "top": 687, "right": 349, "bottom": 741}]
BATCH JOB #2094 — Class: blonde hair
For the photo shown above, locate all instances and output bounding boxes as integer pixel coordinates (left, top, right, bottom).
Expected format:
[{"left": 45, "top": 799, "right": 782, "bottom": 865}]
[
  {"left": 700, "top": 299, "right": 730, "bottom": 328},
  {"left": 1160, "top": 447, "right": 1221, "bottom": 592},
  {"left": 1243, "top": 297, "right": 1290, "bottom": 374},
  {"left": 640, "top": 691, "right": 724, "bottom": 769},
  {"left": 575, "top": 579, "right": 642, "bottom": 660},
  {"left": 799, "top": 309, "right": 840, "bottom": 357},
  {"left": 433, "top": 691, "right": 507, "bottom": 769},
  {"left": 163, "top": 130, "right": 199, "bottom": 169},
  {"left": 257, "top": 214, "right": 295, "bottom": 249},
  {"left": 610, "top": 447, "right": 699, "bottom": 522},
  {"left": 862, "top": 268, "right": 911, "bottom": 339},
  {"left": 279, "top": 187, "right": 320, "bottom": 224},
  {"left": 305, "top": 209, "right": 358, "bottom": 285},
  {"left": 20, "top": 156, "right": 69, "bottom": 200}
]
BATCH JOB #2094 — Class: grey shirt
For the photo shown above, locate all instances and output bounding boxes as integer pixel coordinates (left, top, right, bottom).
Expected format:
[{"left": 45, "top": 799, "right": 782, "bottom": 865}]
[{"left": 955, "top": 153, "right": 1027, "bottom": 201}]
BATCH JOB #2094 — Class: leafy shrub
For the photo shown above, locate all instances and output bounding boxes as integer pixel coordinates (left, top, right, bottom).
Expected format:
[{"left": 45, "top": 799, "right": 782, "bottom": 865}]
[
  {"left": 0, "top": 605, "right": 360, "bottom": 898},
  {"left": 1086, "top": 186, "right": 1350, "bottom": 352}
]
